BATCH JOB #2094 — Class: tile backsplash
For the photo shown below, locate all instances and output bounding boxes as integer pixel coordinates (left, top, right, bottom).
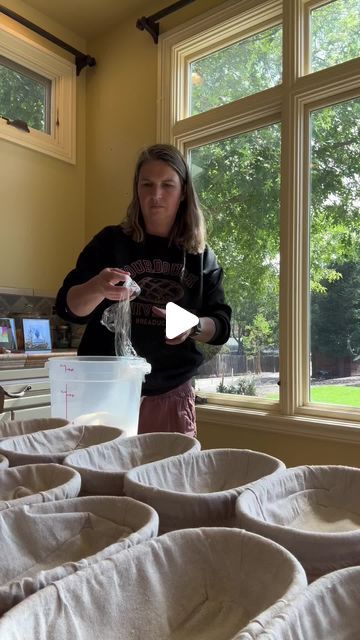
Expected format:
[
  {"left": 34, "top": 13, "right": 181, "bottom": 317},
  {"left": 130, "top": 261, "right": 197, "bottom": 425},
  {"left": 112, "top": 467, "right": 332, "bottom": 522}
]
[
  {"left": 0, "top": 293, "right": 84, "bottom": 350},
  {"left": 0, "top": 294, "right": 54, "bottom": 317}
]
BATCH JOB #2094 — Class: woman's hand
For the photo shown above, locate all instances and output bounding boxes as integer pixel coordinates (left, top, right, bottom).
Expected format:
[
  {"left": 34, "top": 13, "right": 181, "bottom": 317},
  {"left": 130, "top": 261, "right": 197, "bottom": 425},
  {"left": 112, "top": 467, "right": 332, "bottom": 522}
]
[
  {"left": 92, "top": 268, "right": 131, "bottom": 301},
  {"left": 152, "top": 306, "right": 217, "bottom": 344},
  {"left": 66, "top": 268, "right": 131, "bottom": 317},
  {"left": 152, "top": 306, "right": 192, "bottom": 344}
]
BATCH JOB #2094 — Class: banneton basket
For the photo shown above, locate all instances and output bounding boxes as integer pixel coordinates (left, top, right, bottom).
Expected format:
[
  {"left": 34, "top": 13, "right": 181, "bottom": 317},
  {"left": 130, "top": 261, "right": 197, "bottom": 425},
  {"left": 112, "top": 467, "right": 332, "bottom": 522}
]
[
  {"left": 124, "top": 448, "right": 285, "bottom": 532},
  {"left": 235, "top": 465, "right": 360, "bottom": 580},
  {"left": 0, "top": 495, "right": 159, "bottom": 616},
  {"left": 0, "top": 528, "right": 307, "bottom": 640},
  {"left": 255, "top": 566, "right": 360, "bottom": 640},
  {"left": 0, "top": 454, "right": 8, "bottom": 468},
  {"left": 63, "top": 432, "right": 201, "bottom": 495},
  {"left": 0, "top": 424, "right": 125, "bottom": 466},
  {"left": 0, "top": 464, "right": 81, "bottom": 511},
  {"left": 0, "top": 418, "right": 69, "bottom": 440}
]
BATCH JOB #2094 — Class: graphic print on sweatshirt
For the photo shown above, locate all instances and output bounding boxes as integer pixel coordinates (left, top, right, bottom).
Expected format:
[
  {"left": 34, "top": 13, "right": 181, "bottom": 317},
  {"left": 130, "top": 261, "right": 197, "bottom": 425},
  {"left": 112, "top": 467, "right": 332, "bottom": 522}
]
[{"left": 123, "top": 258, "right": 199, "bottom": 329}]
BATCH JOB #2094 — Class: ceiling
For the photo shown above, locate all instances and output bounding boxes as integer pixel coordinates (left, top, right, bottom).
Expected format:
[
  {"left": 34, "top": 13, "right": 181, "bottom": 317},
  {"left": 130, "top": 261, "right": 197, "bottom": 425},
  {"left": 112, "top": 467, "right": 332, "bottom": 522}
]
[{"left": 23, "top": 0, "right": 157, "bottom": 40}]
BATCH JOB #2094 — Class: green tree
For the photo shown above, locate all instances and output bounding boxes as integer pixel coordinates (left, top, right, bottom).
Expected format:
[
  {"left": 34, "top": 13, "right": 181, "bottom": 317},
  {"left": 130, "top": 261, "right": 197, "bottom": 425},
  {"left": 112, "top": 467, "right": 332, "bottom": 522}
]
[
  {"left": 191, "top": 25, "right": 282, "bottom": 114},
  {"left": 311, "top": 0, "right": 360, "bottom": 72},
  {"left": 242, "top": 313, "right": 272, "bottom": 374},
  {"left": 0, "top": 57, "right": 47, "bottom": 131},
  {"left": 310, "top": 99, "right": 360, "bottom": 293},
  {"left": 192, "top": 123, "right": 281, "bottom": 356},
  {"left": 311, "top": 261, "right": 360, "bottom": 372}
]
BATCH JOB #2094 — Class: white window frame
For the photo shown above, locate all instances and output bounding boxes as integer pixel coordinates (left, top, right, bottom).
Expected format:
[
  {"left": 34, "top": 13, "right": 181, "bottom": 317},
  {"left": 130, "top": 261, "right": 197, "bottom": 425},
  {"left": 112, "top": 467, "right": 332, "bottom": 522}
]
[
  {"left": 0, "top": 21, "right": 76, "bottom": 163},
  {"left": 158, "top": 0, "right": 360, "bottom": 437}
]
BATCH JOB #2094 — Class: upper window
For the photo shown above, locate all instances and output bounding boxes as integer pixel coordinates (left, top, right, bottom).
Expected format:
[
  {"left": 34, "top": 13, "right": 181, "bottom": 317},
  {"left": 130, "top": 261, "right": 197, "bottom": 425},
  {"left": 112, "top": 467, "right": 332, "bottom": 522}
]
[
  {"left": 0, "top": 55, "right": 51, "bottom": 133},
  {"left": 310, "top": 0, "right": 360, "bottom": 72},
  {"left": 0, "top": 22, "right": 75, "bottom": 163},
  {"left": 190, "top": 24, "right": 282, "bottom": 116}
]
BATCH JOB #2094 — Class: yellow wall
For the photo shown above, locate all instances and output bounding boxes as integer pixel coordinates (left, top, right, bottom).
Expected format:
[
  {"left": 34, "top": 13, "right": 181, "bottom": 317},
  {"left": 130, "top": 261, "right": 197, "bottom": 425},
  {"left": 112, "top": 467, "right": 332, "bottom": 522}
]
[
  {"left": 196, "top": 419, "right": 360, "bottom": 467},
  {"left": 1, "top": 0, "right": 86, "bottom": 293},
  {"left": 85, "top": 0, "right": 226, "bottom": 240},
  {"left": 0, "top": 0, "right": 228, "bottom": 290}
]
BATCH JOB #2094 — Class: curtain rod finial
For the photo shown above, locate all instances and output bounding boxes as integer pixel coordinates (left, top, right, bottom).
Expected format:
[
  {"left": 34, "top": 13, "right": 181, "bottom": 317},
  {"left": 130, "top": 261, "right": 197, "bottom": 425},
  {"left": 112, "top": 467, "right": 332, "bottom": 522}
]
[
  {"left": 75, "top": 54, "right": 96, "bottom": 76},
  {"left": 136, "top": 16, "right": 159, "bottom": 44}
]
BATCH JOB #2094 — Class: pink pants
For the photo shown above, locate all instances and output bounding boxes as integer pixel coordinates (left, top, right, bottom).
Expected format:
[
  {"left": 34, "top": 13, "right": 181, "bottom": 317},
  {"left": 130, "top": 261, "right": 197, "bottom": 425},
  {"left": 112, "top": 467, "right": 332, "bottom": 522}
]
[{"left": 138, "top": 380, "right": 196, "bottom": 437}]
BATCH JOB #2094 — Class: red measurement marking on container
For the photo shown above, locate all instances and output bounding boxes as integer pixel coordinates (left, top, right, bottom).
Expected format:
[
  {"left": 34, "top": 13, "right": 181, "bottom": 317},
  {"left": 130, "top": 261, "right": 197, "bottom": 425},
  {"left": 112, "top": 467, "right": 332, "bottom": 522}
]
[
  {"left": 60, "top": 364, "right": 75, "bottom": 373},
  {"left": 61, "top": 384, "right": 75, "bottom": 419}
]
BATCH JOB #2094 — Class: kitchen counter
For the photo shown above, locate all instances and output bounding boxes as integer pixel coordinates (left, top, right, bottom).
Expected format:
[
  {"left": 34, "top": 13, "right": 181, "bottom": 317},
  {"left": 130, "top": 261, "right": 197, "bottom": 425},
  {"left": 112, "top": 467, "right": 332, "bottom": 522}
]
[
  {"left": 0, "top": 352, "right": 76, "bottom": 421},
  {"left": 0, "top": 351, "right": 77, "bottom": 370}
]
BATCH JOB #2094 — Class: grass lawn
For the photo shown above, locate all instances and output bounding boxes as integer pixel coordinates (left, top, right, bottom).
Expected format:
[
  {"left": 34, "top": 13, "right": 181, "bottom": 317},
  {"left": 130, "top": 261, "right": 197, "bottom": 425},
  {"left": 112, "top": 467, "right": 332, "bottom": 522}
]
[{"left": 266, "top": 385, "right": 360, "bottom": 407}]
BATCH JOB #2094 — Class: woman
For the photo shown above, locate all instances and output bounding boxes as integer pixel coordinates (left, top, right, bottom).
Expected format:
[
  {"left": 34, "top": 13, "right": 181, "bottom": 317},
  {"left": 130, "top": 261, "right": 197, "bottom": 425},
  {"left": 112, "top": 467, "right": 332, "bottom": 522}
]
[{"left": 56, "top": 144, "right": 231, "bottom": 436}]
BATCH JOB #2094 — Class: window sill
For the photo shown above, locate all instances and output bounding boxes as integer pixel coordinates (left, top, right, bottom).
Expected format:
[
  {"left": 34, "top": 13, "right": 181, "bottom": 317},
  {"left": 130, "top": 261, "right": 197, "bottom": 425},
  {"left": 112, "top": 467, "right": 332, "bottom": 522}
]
[{"left": 196, "top": 403, "right": 360, "bottom": 444}]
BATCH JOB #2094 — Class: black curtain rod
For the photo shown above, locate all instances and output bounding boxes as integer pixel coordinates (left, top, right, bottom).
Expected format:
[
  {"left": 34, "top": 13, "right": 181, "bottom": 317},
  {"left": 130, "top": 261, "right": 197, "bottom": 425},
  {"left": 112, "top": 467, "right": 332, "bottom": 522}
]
[
  {"left": 136, "top": 0, "right": 197, "bottom": 44},
  {"left": 0, "top": 4, "right": 96, "bottom": 75}
]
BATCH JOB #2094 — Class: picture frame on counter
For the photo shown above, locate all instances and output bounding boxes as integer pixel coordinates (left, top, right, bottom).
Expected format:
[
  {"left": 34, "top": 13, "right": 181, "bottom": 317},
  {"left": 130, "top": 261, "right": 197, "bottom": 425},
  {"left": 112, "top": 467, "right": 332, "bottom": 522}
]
[
  {"left": 0, "top": 318, "right": 17, "bottom": 351},
  {"left": 22, "top": 318, "right": 52, "bottom": 352}
]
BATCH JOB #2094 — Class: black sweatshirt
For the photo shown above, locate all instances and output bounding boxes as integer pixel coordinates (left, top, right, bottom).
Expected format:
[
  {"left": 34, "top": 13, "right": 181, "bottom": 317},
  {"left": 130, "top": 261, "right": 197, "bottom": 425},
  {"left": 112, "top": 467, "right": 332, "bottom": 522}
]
[{"left": 56, "top": 225, "right": 231, "bottom": 395}]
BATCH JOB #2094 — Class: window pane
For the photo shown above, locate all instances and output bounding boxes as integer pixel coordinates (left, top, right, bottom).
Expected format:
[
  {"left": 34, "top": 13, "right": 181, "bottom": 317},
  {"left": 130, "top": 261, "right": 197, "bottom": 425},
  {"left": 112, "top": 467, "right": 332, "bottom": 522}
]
[
  {"left": 0, "top": 55, "right": 51, "bottom": 133},
  {"left": 311, "top": 0, "right": 360, "bottom": 72},
  {"left": 310, "top": 98, "right": 360, "bottom": 409},
  {"left": 190, "top": 25, "right": 282, "bottom": 116},
  {"left": 190, "top": 124, "right": 281, "bottom": 400}
]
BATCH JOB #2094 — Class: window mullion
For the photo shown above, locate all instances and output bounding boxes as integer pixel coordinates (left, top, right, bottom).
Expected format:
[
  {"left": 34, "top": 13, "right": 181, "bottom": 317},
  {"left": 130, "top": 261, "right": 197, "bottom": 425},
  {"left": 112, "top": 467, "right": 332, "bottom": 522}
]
[
  {"left": 279, "top": 0, "right": 308, "bottom": 416},
  {"left": 172, "top": 85, "right": 282, "bottom": 146}
]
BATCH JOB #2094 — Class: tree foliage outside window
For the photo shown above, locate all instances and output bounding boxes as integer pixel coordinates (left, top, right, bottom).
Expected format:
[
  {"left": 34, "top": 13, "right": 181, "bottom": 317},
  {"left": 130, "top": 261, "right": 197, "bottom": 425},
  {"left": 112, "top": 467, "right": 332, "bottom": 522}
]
[
  {"left": 311, "top": 0, "right": 360, "bottom": 72},
  {"left": 190, "top": 24, "right": 282, "bottom": 115},
  {"left": 311, "top": 261, "right": 360, "bottom": 362},
  {"left": 0, "top": 56, "right": 50, "bottom": 132},
  {"left": 191, "top": 124, "right": 281, "bottom": 378},
  {"left": 310, "top": 98, "right": 360, "bottom": 389}
]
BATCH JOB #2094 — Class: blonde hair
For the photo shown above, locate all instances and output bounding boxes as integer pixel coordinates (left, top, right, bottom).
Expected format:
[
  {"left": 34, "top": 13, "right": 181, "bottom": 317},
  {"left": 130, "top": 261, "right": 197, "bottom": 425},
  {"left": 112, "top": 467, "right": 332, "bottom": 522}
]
[{"left": 122, "top": 144, "right": 206, "bottom": 254}]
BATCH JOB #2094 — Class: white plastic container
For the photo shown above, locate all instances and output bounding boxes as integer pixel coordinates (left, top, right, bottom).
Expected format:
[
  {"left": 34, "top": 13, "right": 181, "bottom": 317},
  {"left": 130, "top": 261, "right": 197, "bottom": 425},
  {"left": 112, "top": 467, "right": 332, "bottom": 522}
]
[{"left": 48, "top": 356, "right": 151, "bottom": 436}]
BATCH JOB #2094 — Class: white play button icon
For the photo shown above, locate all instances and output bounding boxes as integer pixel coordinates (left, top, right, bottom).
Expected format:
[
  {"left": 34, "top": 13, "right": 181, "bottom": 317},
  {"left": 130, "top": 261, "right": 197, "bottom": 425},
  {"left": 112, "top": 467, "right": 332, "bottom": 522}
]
[{"left": 165, "top": 302, "right": 199, "bottom": 339}]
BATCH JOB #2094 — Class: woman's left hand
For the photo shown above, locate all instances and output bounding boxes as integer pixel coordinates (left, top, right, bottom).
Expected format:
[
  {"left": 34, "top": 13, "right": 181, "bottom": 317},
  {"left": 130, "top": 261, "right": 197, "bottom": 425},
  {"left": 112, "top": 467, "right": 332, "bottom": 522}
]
[{"left": 152, "top": 306, "right": 193, "bottom": 344}]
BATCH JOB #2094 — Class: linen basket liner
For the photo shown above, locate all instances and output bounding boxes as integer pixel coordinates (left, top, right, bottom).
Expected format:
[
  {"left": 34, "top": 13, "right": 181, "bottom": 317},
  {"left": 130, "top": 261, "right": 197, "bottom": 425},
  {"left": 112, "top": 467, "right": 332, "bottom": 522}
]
[
  {"left": 124, "top": 449, "right": 285, "bottom": 532},
  {"left": 0, "top": 463, "right": 80, "bottom": 511},
  {"left": 63, "top": 432, "right": 201, "bottom": 495},
  {"left": 0, "top": 527, "right": 307, "bottom": 640},
  {"left": 254, "top": 565, "right": 360, "bottom": 640},
  {"left": 0, "top": 424, "right": 124, "bottom": 465},
  {"left": 0, "top": 418, "right": 69, "bottom": 441},
  {"left": 0, "top": 495, "right": 159, "bottom": 616},
  {"left": 235, "top": 465, "right": 360, "bottom": 578},
  {"left": 0, "top": 454, "right": 8, "bottom": 468}
]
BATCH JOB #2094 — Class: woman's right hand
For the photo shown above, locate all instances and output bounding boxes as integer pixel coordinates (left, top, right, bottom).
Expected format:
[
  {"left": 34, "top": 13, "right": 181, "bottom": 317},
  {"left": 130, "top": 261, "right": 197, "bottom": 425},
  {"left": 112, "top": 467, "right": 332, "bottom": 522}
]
[
  {"left": 92, "top": 268, "right": 132, "bottom": 301},
  {"left": 66, "top": 268, "right": 132, "bottom": 317}
]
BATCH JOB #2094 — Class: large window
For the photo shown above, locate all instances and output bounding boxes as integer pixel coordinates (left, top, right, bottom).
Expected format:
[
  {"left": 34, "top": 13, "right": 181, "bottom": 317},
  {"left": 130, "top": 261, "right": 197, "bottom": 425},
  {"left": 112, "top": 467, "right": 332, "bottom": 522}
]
[{"left": 159, "top": 0, "right": 360, "bottom": 426}]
